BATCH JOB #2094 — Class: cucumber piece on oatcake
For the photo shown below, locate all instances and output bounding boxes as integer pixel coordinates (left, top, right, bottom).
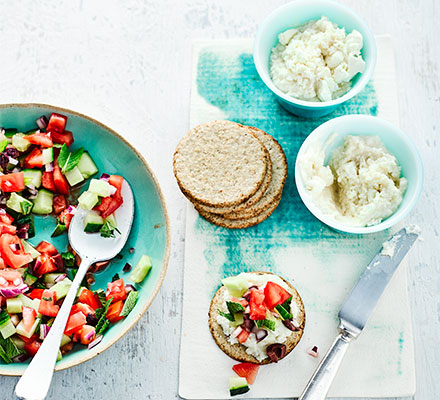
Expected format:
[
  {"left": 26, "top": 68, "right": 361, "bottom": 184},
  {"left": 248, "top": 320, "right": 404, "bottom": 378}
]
[
  {"left": 229, "top": 377, "right": 250, "bottom": 396},
  {"left": 221, "top": 276, "right": 248, "bottom": 298}
]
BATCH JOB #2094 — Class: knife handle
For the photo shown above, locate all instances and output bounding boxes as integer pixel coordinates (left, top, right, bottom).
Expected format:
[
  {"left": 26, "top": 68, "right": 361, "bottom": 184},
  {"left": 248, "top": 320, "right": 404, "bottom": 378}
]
[{"left": 298, "top": 330, "right": 354, "bottom": 400}]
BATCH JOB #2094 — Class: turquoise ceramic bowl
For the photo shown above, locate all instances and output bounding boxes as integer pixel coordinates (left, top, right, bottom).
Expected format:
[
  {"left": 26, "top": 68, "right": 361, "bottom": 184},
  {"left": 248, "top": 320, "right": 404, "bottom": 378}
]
[
  {"left": 295, "top": 115, "right": 424, "bottom": 234},
  {"left": 0, "top": 104, "right": 170, "bottom": 375},
  {"left": 254, "top": 0, "right": 377, "bottom": 118}
]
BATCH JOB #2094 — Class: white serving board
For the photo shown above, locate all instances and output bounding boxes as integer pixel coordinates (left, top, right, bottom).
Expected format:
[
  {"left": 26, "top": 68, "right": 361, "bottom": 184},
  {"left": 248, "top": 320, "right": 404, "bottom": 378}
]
[{"left": 179, "top": 36, "right": 415, "bottom": 399}]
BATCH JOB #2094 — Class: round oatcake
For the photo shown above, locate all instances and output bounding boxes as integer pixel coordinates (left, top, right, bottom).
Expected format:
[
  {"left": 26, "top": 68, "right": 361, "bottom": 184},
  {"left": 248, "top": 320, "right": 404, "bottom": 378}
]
[
  {"left": 196, "top": 195, "right": 281, "bottom": 229},
  {"left": 208, "top": 271, "right": 305, "bottom": 365},
  {"left": 173, "top": 120, "right": 268, "bottom": 207},
  {"left": 221, "top": 127, "right": 287, "bottom": 220}
]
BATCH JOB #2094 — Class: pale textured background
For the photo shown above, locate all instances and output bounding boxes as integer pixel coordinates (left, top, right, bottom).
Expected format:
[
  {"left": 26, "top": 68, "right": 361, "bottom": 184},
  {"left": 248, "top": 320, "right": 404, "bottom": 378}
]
[{"left": 0, "top": 1, "right": 438, "bottom": 399}]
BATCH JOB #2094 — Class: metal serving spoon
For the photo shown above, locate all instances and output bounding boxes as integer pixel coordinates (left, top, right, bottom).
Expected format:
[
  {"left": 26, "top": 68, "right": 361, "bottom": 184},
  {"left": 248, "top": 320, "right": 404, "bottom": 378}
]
[{"left": 15, "top": 180, "right": 134, "bottom": 400}]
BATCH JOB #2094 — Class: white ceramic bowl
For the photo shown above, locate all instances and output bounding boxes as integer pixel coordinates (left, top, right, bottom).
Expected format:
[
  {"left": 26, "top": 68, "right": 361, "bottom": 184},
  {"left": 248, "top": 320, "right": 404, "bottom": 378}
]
[
  {"left": 295, "top": 115, "right": 424, "bottom": 234},
  {"left": 254, "top": 0, "right": 377, "bottom": 118}
]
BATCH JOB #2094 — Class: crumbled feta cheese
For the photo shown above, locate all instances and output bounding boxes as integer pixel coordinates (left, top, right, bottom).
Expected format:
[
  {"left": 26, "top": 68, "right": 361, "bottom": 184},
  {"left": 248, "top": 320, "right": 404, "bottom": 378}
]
[{"left": 270, "top": 16, "right": 366, "bottom": 102}]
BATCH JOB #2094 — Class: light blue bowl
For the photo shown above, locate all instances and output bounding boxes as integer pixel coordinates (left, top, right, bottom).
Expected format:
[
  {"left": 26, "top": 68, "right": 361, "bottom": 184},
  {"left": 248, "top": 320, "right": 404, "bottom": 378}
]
[
  {"left": 295, "top": 115, "right": 424, "bottom": 234},
  {"left": 254, "top": 0, "right": 377, "bottom": 118},
  {"left": 0, "top": 103, "right": 170, "bottom": 375}
]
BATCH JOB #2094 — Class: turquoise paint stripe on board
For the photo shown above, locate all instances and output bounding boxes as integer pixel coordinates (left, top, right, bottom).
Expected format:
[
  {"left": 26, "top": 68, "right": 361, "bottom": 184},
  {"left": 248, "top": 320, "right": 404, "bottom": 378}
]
[{"left": 194, "top": 49, "right": 388, "bottom": 282}]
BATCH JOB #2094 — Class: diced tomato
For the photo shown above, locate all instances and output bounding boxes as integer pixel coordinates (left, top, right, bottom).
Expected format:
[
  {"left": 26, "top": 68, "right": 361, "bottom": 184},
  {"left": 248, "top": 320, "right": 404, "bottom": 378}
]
[
  {"left": 64, "top": 311, "right": 87, "bottom": 335},
  {"left": 106, "top": 300, "right": 124, "bottom": 323},
  {"left": 263, "top": 282, "right": 292, "bottom": 310},
  {"left": 58, "top": 209, "right": 73, "bottom": 228},
  {"left": 28, "top": 289, "right": 44, "bottom": 300},
  {"left": 0, "top": 269, "right": 22, "bottom": 282},
  {"left": 79, "top": 325, "right": 96, "bottom": 345},
  {"left": 53, "top": 163, "right": 69, "bottom": 195},
  {"left": 17, "top": 334, "right": 39, "bottom": 344},
  {"left": 24, "top": 132, "right": 53, "bottom": 148},
  {"left": 42, "top": 171, "right": 56, "bottom": 192},
  {"left": 237, "top": 329, "right": 250, "bottom": 344},
  {"left": 0, "top": 213, "right": 14, "bottom": 225},
  {"left": 35, "top": 241, "right": 58, "bottom": 256},
  {"left": 24, "top": 340, "right": 41, "bottom": 357},
  {"left": 0, "top": 172, "right": 25, "bottom": 192},
  {"left": 47, "top": 113, "right": 67, "bottom": 133},
  {"left": 38, "top": 289, "right": 60, "bottom": 317},
  {"left": 71, "top": 302, "right": 95, "bottom": 318},
  {"left": 0, "top": 234, "right": 33, "bottom": 269},
  {"left": 22, "top": 306, "right": 37, "bottom": 332},
  {"left": 78, "top": 288, "right": 101, "bottom": 310},
  {"left": 94, "top": 175, "right": 124, "bottom": 219},
  {"left": 232, "top": 297, "right": 248, "bottom": 308},
  {"left": 232, "top": 362, "right": 260, "bottom": 385},
  {"left": 0, "top": 222, "right": 16, "bottom": 235},
  {"left": 34, "top": 254, "right": 57, "bottom": 276},
  {"left": 24, "top": 148, "right": 43, "bottom": 169},
  {"left": 53, "top": 195, "right": 67, "bottom": 215},
  {"left": 249, "top": 289, "right": 267, "bottom": 321},
  {"left": 51, "top": 130, "right": 74, "bottom": 146},
  {"left": 106, "top": 278, "right": 126, "bottom": 303}
]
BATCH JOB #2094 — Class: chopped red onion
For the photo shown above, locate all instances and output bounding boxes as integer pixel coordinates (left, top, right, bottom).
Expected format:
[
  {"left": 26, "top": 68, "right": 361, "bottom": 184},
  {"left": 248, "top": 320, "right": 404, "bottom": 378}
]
[
  {"left": 13, "top": 278, "right": 21, "bottom": 286},
  {"left": 12, "top": 353, "right": 29, "bottom": 363},
  {"left": 0, "top": 277, "right": 7, "bottom": 286},
  {"left": 36, "top": 116, "right": 48, "bottom": 130},
  {"left": 9, "top": 243, "right": 20, "bottom": 252},
  {"left": 45, "top": 162, "right": 54, "bottom": 172},
  {"left": 123, "top": 263, "right": 132, "bottom": 272},
  {"left": 129, "top": 247, "right": 135, "bottom": 254},
  {"left": 52, "top": 253, "right": 64, "bottom": 271},
  {"left": 307, "top": 346, "right": 319, "bottom": 358},
  {"left": 125, "top": 284, "right": 136, "bottom": 294},
  {"left": 253, "top": 328, "right": 268, "bottom": 342},
  {"left": 54, "top": 273, "right": 67, "bottom": 283},
  {"left": 0, "top": 208, "right": 5, "bottom": 215},
  {"left": 33, "top": 258, "right": 42, "bottom": 272},
  {"left": 100, "top": 173, "right": 110, "bottom": 182},
  {"left": 85, "top": 328, "right": 96, "bottom": 341},
  {"left": 231, "top": 326, "right": 243, "bottom": 339},
  {"left": 66, "top": 205, "right": 76, "bottom": 214},
  {"left": 17, "top": 223, "right": 30, "bottom": 239},
  {"left": 10, "top": 314, "right": 19, "bottom": 326},
  {"left": 244, "top": 306, "right": 250, "bottom": 314},
  {"left": 88, "top": 335, "right": 103, "bottom": 350},
  {"left": 8, "top": 157, "right": 18, "bottom": 166},
  {"left": 0, "top": 282, "right": 28, "bottom": 298},
  {"left": 39, "top": 324, "right": 51, "bottom": 340}
]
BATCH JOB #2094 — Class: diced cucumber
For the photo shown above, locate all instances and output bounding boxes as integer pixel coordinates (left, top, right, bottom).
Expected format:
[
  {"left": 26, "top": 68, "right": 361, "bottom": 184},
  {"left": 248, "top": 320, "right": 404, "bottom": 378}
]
[
  {"left": 130, "top": 255, "right": 152, "bottom": 283},
  {"left": 32, "top": 189, "right": 53, "bottom": 214},
  {"left": 88, "top": 179, "right": 113, "bottom": 197},
  {"left": 6, "top": 297, "right": 22, "bottom": 314},
  {"left": 42, "top": 147, "right": 54, "bottom": 165},
  {"left": 21, "top": 240, "right": 41, "bottom": 260},
  {"left": 43, "top": 273, "right": 63, "bottom": 284},
  {"left": 60, "top": 334, "right": 71, "bottom": 348},
  {"left": 6, "top": 193, "right": 33, "bottom": 215},
  {"left": 77, "top": 152, "right": 98, "bottom": 179},
  {"left": 23, "top": 272, "right": 38, "bottom": 286},
  {"left": 23, "top": 169, "right": 42, "bottom": 188},
  {"left": 51, "top": 278, "right": 72, "bottom": 300},
  {"left": 11, "top": 335, "right": 26, "bottom": 350},
  {"left": 15, "top": 318, "right": 40, "bottom": 338},
  {"left": 17, "top": 294, "right": 33, "bottom": 308},
  {"left": 221, "top": 276, "right": 248, "bottom": 298},
  {"left": 84, "top": 211, "right": 104, "bottom": 233},
  {"left": 56, "top": 349, "right": 63, "bottom": 361},
  {"left": 105, "top": 213, "right": 117, "bottom": 227},
  {"left": 31, "top": 299, "right": 42, "bottom": 318},
  {"left": 0, "top": 311, "right": 16, "bottom": 339},
  {"left": 12, "top": 133, "right": 31, "bottom": 152},
  {"left": 78, "top": 191, "right": 99, "bottom": 210},
  {"left": 231, "top": 313, "right": 244, "bottom": 328},
  {"left": 64, "top": 166, "right": 84, "bottom": 186},
  {"left": 51, "top": 223, "right": 67, "bottom": 237},
  {"left": 229, "top": 377, "right": 249, "bottom": 396}
]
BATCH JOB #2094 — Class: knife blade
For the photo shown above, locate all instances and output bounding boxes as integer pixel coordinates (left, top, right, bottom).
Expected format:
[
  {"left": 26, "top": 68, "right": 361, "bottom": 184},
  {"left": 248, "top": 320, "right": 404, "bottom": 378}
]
[
  {"left": 338, "top": 227, "right": 419, "bottom": 337},
  {"left": 299, "top": 226, "right": 419, "bottom": 400}
]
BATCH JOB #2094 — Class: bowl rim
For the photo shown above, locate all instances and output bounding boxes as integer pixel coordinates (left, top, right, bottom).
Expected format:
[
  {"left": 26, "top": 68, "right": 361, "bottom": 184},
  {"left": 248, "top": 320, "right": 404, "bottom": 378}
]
[
  {"left": 0, "top": 103, "right": 171, "bottom": 376},
  {"left": 253, "top": 0, "right": 377, "bottom": 109},
  {"left": 294, "top": 114, "right": 424, "bottom": 234}
]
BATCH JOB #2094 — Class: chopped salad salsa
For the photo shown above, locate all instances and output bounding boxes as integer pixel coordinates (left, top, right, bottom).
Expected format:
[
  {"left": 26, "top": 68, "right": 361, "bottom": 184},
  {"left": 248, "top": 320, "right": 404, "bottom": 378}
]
[{"left": 0, "top": 113, "right": 152, "bottom": 364}]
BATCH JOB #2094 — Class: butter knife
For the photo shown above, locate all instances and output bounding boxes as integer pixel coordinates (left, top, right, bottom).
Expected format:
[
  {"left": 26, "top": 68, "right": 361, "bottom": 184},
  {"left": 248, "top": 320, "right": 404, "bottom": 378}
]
[{"left": 298, "top": 227, "right": 419, "bottom": 400}]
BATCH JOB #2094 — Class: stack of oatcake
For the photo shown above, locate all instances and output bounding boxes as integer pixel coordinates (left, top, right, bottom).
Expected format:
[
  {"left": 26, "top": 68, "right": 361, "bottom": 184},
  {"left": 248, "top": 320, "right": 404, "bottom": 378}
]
[{"left": 173, "top": 120, "right": 287, "bottom": 228}]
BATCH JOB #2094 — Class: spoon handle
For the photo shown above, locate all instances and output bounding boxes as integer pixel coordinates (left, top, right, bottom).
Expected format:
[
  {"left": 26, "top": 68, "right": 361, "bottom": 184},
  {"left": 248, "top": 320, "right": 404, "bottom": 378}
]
[{"left": 15, "top": 256, "right": 93, "bottom": 400}]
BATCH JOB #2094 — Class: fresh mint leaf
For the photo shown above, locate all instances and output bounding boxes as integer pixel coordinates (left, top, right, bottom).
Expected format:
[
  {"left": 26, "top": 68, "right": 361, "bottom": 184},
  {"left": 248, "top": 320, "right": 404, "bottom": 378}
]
[
  {"left": 226, "top": 301, "right": 244, "bottom": 315},
  {"left": 58, "top": 144, "right": 84, "bottom": 173},
  {"left": 100, "top": 220, "right": 119, "bottom": 238},
  {"left": 94, "top": 289, "right": 107, "bottom": 308},
  {"left": 96, "top": 319, "right": 110, "bottom": 335},
  {"left": 218, "top": 310, "right": 235, "bottom": 322}
]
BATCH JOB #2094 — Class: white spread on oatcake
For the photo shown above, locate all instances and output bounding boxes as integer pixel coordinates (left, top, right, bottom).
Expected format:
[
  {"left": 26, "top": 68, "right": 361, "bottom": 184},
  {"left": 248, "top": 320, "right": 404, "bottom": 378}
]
[{"left": 216, "top": 272, "right": 299, "bottom": 362}]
